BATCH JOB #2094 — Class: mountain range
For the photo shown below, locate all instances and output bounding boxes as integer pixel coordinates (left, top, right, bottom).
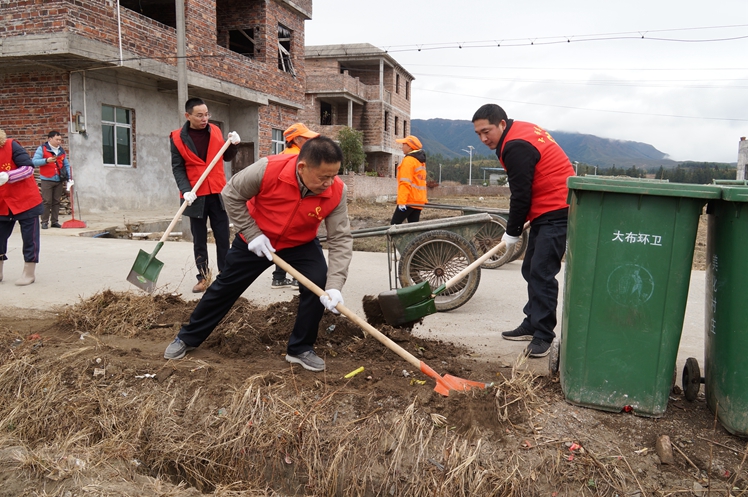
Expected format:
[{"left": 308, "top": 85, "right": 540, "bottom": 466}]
[{"left": 411, "top": 118, "right": 679, "bottom": 169}]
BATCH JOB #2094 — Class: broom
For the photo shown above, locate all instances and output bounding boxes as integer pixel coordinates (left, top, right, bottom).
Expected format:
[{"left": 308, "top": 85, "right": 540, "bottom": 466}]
[{"left": 62, "top": 165, "right": 86, "bottom": 229}]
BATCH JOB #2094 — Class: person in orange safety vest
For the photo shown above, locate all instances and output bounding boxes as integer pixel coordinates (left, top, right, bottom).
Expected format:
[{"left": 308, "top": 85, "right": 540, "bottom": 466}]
[{"left": 391, "top": 135, "right": 428, "bottom": 225}]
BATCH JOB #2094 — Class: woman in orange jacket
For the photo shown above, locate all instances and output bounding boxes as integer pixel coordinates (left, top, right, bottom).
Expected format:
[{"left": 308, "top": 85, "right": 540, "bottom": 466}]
[{"left": 391, "top": 135, "right": 428, "bottom": 224}]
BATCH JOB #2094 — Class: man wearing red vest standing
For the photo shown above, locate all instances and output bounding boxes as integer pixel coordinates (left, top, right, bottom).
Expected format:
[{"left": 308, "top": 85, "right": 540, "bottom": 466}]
[
  {"left": 164, "top": 136, "right": 353, "bottom": 373},
  {"left": 0, "top": 129, "right": 43, "bottom": 286},
  {"left": 473, "top": 104, "right": 574, "bottom": 358},
  {"left": 171, "top": 97, "right": 240, "bottom": 293},
  {"left": 32, "top": 131, "right": 72, "bottom": 229}
]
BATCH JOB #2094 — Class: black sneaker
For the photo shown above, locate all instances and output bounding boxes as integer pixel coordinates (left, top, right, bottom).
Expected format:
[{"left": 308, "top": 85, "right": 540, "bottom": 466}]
[
  {"left": 51, "top": 223, "right": 62, "bottom": 228},
  {"left": 272, "top": 278, "right": 294, "bottom": 289},
  {"left": 290, "top": 278, "right": 299, "bottom": 288},
  {"left": 525, "top": 338, "right": 551, "bottom": 358},
  {"left": 501, "top": 325, "right": 534, "bottom": 341},
  {"left": 41, "top": 222, "right": 49, "bottom": 229}
]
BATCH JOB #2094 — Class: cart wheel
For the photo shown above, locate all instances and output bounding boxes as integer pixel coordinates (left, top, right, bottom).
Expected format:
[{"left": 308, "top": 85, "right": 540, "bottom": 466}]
[
  {"left": 472, "top": 215, "right": 512, "bottom": 269},
  {"left": 508, "top": 229, "right": 529, "bottom": 263},
  {"left": 548, "top": 339, "right": 560, "bottom": 375},
  {"left": 399, "top": 230, "right": 481, "bottom": 312},
  {"left": 682, "top": 357, "right": 701, "bottom": 402}
]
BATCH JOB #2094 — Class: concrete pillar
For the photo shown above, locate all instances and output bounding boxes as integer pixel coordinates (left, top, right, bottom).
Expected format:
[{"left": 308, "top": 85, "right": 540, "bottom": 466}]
[{"left": 737, "top": 137, "right": 748, "bottom": 180}]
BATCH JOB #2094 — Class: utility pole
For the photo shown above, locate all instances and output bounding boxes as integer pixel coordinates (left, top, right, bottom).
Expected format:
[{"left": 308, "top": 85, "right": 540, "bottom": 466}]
[
  {"left": 439, "top": 163, "right": 442, "bottom": 185},
  {"left": 462, "top": 145, "right": 474, "bottom": 185},
  {"left": 176, "top": 0, "right": 188, "bottom": 123}
]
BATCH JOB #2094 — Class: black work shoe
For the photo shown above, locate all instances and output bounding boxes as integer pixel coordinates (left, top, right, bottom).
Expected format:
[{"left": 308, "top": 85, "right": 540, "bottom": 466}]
[
  {"left": 525, "top": 338, "right": 551, "bottom": 358},
  {"left": 290, "top": 278, "right": 299, "bottom": 288},
  {"left": 51, "top": 223, "right": 62, "bottom": 228},
  {"left": 501, "top": 325, "right": 534, "bottom": 341},
  {"left": 41, "top": 222, "right": 49, "bottom": 229},
  {"left": 272, "top": 278, "right": 294, "bottom": 289}
]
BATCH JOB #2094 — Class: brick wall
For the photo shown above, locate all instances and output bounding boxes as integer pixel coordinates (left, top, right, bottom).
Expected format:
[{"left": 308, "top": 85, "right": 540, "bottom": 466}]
[
  {"left": 0, "top": 72, "right": 70, "bottom": 156},
  {"left": 258, "top": 104, "right": 299, "bottom": 157}
]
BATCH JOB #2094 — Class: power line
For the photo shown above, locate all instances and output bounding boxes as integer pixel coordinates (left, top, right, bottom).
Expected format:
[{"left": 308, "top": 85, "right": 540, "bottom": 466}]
[{"left": 418, "top": 88, "right": 748, "bottom": 122}]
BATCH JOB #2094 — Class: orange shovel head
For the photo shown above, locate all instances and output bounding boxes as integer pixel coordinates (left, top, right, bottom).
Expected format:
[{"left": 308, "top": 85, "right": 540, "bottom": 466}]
[{"left": 420, "top": 361, "right": 492, "bottom": 397}]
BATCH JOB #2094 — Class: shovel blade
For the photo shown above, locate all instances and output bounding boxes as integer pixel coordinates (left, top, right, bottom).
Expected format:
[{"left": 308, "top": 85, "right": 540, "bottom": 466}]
[
  {"left": 378, "top": 281, "right": 437, "bottom": 326},
  {"left": 127, "top": 246, "right": 164, "bottom": 293}
]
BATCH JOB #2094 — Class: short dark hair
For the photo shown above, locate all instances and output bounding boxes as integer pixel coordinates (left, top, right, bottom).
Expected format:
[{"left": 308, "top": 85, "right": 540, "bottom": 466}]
[
  {"left": 472, "top": 104, "right": 508, "bottom": 126},
  {"left": 48, "top": 130, "right": 61, "bottom": 139},
  {"left": 298, "top": 136, "right": 343, "bottom": 168},
  {"left": 185, "top": 97, "right": 206, "bottom": 114}
]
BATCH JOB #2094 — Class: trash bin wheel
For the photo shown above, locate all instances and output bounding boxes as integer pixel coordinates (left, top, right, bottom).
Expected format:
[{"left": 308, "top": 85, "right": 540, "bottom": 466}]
[
  {"left": 548, "top": 339, "right": 560, "bottom": 375},
  {"left": 398, "top": 230, "right": 481, "bottom": 312},
  {"left": 682, "top": 357, "right": 701, "bottom": 402}
]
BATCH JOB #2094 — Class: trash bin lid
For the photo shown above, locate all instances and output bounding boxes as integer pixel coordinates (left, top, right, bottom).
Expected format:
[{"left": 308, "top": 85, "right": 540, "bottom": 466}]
[
  {"left": 720, "top": 185, "right": 748, "bottom": 202},
  {"left": 567, "top": 176, "right": 722, "bottom": 199}
]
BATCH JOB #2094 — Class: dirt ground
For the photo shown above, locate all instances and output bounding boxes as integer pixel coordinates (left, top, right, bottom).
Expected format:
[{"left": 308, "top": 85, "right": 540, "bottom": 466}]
[{"left": 0, "top": 196, "right": 732, "bottom": 497}]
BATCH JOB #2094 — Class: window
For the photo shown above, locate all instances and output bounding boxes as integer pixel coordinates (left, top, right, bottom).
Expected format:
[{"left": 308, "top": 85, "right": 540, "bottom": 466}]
[
  {"left": 403, "top": 120, "right": 408, "bottom": 137},
  {"left": 102, "top": 105, "right": 132, "bottom": 167},
  {"left": 227, "top": 28, "right": 254, "bottom": 58},
  {"left": 271, "top": 129, "right": 285, "bottom": 155},
  {"left": 394, "top": 116, "right": 399, "bottom": 136},
  {"left": 395, "top": 74, "right": 400, "bottom": 94},
  {"left": 320, "top": 102, "right": 332, "bottom": 125},
  {"left": 384, "top": 111, "right": 389, "bottom": 132},
  {"left": 119, "top": 0, "right": 176, "bottom": 28},
  {"left": 405, "top": 81, "right": 410, "bottom": 100},
  {"left": 277, "top": 24, "right": 295, "bottom": 76}
]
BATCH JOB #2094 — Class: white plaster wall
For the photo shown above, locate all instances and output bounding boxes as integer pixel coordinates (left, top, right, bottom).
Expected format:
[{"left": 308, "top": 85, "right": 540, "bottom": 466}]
[{"left": 67, "top": 70, "right": 259, "bottom": 213}]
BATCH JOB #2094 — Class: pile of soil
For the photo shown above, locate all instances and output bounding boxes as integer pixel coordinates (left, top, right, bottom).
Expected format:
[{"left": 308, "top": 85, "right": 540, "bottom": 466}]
[{"left": 1, "top": 290, "right": 746, "bottom": 496}]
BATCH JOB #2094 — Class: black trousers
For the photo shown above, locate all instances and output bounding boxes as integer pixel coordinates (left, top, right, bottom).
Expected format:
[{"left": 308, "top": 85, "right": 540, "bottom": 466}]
[
  {"left": 390, "top": 206, "right": 421, "bottom": 225},
  {"left": 519, "top": 215, "right": 567, "bottom": 343},
  {"left": 0, "top": 204, "right": 42, "bottom": 263},
  {"left": 177, "top": 237, "right": 328, "bottom": 356},
  {"left": 189, "top": 193, "right": 230, "bottom": 281}
]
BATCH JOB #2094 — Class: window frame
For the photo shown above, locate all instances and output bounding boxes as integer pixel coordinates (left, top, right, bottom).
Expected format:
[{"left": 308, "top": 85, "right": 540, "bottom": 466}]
[
  {"left": 271, "top": 128, "right": 286, "bottom": 155},
  {"left": 101, "top": 104, "right": 134, "bottom": 168}
]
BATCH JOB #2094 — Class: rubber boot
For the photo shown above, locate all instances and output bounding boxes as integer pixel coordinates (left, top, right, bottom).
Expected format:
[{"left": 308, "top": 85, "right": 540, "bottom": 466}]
[
  {"left": 0, "top": 260, "right": 3, "bottom": 282},
  {"left": 15, "top": 262, "right": 35, "bottom": 286}
]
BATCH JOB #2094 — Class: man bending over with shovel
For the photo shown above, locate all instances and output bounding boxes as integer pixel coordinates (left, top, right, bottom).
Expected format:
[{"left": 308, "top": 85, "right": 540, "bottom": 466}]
[
  {"left": 472, "top": 104, "right": 574, "bottom": 358},
  {"left": 164, "top": 136, "right": 353, "bottom": 372}
]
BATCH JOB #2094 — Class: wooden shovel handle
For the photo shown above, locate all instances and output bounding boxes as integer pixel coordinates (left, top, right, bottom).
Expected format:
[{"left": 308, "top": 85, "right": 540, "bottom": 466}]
[
  {"left": 158, "top": 139, "right": 232, "bottom": 244},
  {"left": 440, "top": 220, "right": 531, "bottom": 293},
  {"left": 272, "top": 254, "right": 422, "bottom": 370}
]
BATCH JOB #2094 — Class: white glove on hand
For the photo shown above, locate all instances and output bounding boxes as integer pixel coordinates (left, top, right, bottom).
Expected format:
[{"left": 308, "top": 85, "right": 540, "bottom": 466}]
[
  {"left": 397, "top": 204, "right": 407, "bottom": 211},
  {"left": 501, "top": 232, "right": 520, "bottom": 249},
  {"left": 183, "top": 191, "right": 197, "bottom": 205},
  {"left": 0, "top": 172, "right": 8, "bottom": 186},
  {"left": 66, "top": 179, "right": 74, "bottom": 191},
  {"left": 247, "top": 234, "right": 275, "bottom": 261},
  {"left": 320, "top": 289, "right": 343, "bottom": 314},
  {"left": 227, "top": 131, "right": 241, "bottom": 145}
]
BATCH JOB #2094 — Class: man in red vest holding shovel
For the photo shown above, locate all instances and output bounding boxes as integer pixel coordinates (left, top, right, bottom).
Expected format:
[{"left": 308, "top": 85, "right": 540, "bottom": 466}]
[{"left": 171, "top": 97, "right": 240, "bottom": 293}]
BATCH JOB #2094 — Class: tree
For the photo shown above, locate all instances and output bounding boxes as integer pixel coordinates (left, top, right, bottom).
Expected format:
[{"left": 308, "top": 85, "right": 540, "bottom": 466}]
[{"left": 336, "top": 127, "right": 366, "bottom": 174}]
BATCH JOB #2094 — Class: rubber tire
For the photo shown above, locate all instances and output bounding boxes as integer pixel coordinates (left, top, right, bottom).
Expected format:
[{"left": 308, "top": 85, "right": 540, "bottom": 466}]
[
  {"left": 508, "top": 229, "right": 529, "bottom": 263},
  {"left": 471, "top": 215, "right": 512, "bottom": 269},
  {"left": 682, "top": 357, "right": 701, "bottom": 402},
  {"left": 548, "top": 339, "right": 560, "bottom": 376},
  {"left": 398, "top": 230, "right": 481, "bottom": 312}
]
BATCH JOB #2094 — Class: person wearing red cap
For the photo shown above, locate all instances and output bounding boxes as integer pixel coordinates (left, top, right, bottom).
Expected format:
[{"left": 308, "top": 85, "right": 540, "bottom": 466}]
[
  {"left": 391, "top": 135, "right": 428, "bottom": 225},
  {"left": 472, "top": 103, "right": 574, "bottom": 359},
  {"left": 270, "top": 123, "right": 322, "bottom": 289}
]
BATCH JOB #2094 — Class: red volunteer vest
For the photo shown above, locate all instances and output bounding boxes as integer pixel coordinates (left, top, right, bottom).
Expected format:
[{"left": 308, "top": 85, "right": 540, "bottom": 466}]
[
  {"left": 499, "top": 121, "right": 574, "bottom": 221},
  {"left": 0, "top": 139, "right": 43, "bottom": 215},
  {"left": 170, "top": 123, "right": 226, "bottom": 196},
  {"left": 39, "top": 145, "right": 66, "bottom": 179},
  {"left": 248, "top": 154, "right": 344, "bottom": 251}
]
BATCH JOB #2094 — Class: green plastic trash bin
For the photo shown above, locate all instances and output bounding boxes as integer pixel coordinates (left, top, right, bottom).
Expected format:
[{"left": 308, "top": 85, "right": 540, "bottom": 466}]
[
  {"left": 560, "top": 177, "right": 720, "bottom": 417},
  {"left": 704, "top": 185, "right": 748, "bottom": 435}
]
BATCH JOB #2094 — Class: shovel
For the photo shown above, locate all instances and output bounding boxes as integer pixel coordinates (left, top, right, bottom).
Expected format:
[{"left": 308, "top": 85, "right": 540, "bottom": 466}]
[
  {"left": 272, "top": 254, "right": 492, "bottom": 396},
  {"left": 378, "top": 221, "right": 531, "bottom": 326},
  {"left": 127, "top": 139, "right": 232, "bottom": 293}
]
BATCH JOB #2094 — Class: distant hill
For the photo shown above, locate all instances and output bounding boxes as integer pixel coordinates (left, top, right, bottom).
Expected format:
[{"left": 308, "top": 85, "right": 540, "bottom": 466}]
[{"left": 411, "top": 118, "right": 678, "bottom": 169}]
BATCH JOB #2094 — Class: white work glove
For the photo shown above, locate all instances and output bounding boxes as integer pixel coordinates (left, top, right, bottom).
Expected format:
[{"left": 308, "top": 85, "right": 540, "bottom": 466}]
[
  {"left": 247, "top": 234, "right": 275, "bottom": 261},
  {"left": 320, "top": 289, "right": 343, "bottom": 314},
  {"left": 183, "top": 191, "right": 197, "bottom": 205},
  {"left": 66, "top": 179, "right": 74, "bottom": 191},
  {"left": 227, "top": 131, "right": 241, "bottom": 145},
  {"left": 0, "top": 172, "right": 8, "bottom": 186},
  {"left": 501, "top": 232, "right": 520, "bottom": 249},
  {"left": 397, "top": 204, "right": 407, "bottom": 211}
]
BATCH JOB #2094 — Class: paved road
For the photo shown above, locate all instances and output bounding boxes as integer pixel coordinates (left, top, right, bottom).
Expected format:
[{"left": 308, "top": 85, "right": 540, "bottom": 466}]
[{"left": 0, "top": 211, "right": 706, "bottom": 377}]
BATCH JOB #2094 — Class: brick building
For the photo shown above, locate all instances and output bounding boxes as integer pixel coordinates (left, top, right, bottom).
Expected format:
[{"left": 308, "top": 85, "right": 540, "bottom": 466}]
[
  {"left": 302, "top": 44, "right": 415, "bottom": 177},
  {"left": 0, "top": 0, "right": 312, "bottom": 212}
]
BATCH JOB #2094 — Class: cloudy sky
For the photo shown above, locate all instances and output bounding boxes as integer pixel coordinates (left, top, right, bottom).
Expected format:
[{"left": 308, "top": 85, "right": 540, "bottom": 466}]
[{"left": 305, "top": 1, "right": 748, "bottom": 163}]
